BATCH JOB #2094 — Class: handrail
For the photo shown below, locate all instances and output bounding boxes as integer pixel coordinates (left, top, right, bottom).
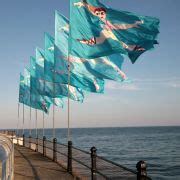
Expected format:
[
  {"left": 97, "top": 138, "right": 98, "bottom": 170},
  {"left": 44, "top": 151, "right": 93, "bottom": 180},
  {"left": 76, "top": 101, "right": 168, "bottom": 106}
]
[
  {"left": 97, "top": 154, "right": 137, "bottom": 174},
  {"left": 1, "top": 131, "right": 151, "bottom": 180},
  {"left": 71, "top": 145, "right": 91, "bottom": 155},
  {"left": 0, "top": 133, "right": 14, "bottom": 180}
]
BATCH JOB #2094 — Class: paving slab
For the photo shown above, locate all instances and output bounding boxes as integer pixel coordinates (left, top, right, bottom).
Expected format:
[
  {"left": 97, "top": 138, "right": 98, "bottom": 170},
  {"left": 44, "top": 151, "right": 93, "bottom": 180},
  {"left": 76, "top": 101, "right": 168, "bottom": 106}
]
[{"left": 14, "top": 145, "right": 75, "bottom": 180}]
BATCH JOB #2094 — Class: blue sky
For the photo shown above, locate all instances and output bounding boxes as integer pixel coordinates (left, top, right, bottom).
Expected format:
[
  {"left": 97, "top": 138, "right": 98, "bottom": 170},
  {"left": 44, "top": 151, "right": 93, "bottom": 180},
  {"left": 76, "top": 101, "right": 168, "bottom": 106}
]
[{"left": 0, "top": 0, "right": 179, "bottom": 129}]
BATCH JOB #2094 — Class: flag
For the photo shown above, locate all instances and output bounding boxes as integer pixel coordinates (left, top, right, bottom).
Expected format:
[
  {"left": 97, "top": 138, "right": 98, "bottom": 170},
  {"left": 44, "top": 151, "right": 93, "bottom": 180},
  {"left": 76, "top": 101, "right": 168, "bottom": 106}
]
[
  {"left": 55, "top": 11, "right": 128, "bottom": 82},
  {"left": 33, "top": 48, "right": 84, "bottom": 102},
  {"left": 45, "top": 33, "right": 104, "bottom": 93},
  {"left": 24, "top": 67, "right": 51, "bottom": 113},
  {"left": 45, "top": 80, "right": 84, "bottom": 102},
  {"left": 55, "top": 12, "right": 105, "bottom": 90},
  {"left": 35, "top": 48, "right": 64, "bottom": 107},
  {"left": 35, "top": 76, "right": 84, "bottom": 102},
  {"left": 19, "top": 73, "right": 25, "bottom": 104},
  {"left": 19, "top": 73, "right": 51, "bottom": 113},
  {"left": 69, "top": 0, "right": 160, "bottom": 63}
]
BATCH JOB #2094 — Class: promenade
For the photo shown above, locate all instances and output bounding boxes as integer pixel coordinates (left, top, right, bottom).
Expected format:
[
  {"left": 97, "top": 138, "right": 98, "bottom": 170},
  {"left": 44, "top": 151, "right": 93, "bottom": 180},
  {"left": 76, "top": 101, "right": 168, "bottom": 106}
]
[
  {"left": 0, "top": 132, "right": 151, "bottom": 180},
  {"left": 14, "top": 145, "right": 74, "bottom": 180}
]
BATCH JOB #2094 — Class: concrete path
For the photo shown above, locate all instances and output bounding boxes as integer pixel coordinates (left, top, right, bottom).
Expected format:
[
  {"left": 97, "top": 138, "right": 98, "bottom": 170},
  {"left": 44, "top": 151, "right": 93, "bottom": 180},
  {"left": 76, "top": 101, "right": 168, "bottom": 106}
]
[{"left": 14, "top": 145, "right": 75, "bottom": 180}]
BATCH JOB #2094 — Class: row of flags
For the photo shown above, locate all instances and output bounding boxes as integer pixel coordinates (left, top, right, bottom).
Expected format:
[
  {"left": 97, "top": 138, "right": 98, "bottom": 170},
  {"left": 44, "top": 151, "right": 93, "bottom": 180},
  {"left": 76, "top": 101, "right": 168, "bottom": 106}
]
[{"left": 19, "top": 0, "right": 160, "bottom": 114}]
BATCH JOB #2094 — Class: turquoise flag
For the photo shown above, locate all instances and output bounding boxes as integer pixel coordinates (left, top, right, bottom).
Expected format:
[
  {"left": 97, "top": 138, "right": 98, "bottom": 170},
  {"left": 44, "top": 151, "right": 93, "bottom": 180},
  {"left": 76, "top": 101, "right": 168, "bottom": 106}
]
[
  {"left": 34, "top": 47, "right": 84, "bottom": 102},
  {"left": 55, "top": 11, "right": 128, "bottom": 82},
  {"left": 69, "top": 0, "right": 160, "bottom": 63},
  {"left": 35, "top": 48, "right": 64, "bottom": 107},
  {"left": 35, "top": 48, "right": 45, "bottom": 97},
  {"left": 36, "top": 47, "right": 44, "bottom": 82},
  {"left": 45, "top": 33, "right": 104, "bottom": 93},
  {"left": 30, "top": 56, "right": 36, "bottom": 78},
  {"left": 32, "top": 74, "right": 84, "bottom": 103},
  {"left": 44, "top": 33, "right": 55, "bottom": 83},
  {"left": 19, "top": 73, "right": 50, "bottom": 113},
  {"left": 29, "top": 56, "right": 39, "bottom": 95},
  {"left": 24, "top": 67, "right": 51, "bottom": 113},
  {"left": 53, "top": 98, "right": 64, "bottom": 107},
  {"left": 43, "top": 80, "right": 84, "bottom": 102},
  {"left": 19, "top": 74, "right": 25, "bottom": 104},
  {"left": 55, "top": 12, "right": 105, "bottom": 91}
]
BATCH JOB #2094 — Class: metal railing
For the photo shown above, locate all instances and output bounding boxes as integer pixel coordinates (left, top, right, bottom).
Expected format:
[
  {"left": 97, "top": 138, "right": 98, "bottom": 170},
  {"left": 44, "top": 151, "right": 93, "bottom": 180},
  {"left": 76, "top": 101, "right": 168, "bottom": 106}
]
[
  {"left": 0, "top": 133, "right": 14, "bottom": 180},
  {"left": 2, "top": 131, "right": 151, "bottom": 180}
]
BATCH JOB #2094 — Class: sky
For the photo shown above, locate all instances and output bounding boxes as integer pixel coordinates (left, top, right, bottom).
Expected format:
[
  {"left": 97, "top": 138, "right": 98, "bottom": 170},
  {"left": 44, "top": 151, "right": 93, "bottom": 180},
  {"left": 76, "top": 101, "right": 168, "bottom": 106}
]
[{"left": 0, "top": 0, "right": 179, "bottom": 129}]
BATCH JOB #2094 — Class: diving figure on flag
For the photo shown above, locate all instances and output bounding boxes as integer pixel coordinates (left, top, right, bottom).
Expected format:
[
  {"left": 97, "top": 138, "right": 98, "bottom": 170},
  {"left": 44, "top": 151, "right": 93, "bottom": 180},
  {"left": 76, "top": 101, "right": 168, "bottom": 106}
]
[{"left": 74, "top": 0, "right": 145, "bottom": 51}]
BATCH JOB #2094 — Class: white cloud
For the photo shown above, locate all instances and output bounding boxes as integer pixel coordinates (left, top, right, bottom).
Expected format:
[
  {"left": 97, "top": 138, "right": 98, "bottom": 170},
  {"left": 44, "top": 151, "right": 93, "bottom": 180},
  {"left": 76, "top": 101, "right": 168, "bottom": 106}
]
[
  {"left": 133, "top": 77, "right": 180, "bottom": 84},
  {"left": 105, "top": 77, "right": 180, "bottom": 91},
  {"left": 164, "top": 81, "right": 180, "bottom": 88},
  {"left": 105, "top": 81, "right": 140, "bottom": 91},
  {"left": 133, "top": 77, "right": 180, "bottom": 89}
]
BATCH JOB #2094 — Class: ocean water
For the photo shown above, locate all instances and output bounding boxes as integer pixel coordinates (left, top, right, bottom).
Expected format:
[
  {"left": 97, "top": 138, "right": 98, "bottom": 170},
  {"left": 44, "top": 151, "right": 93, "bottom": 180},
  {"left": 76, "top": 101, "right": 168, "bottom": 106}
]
[{"left": 19, "top": 126, "right": 180, "bottom": 179}]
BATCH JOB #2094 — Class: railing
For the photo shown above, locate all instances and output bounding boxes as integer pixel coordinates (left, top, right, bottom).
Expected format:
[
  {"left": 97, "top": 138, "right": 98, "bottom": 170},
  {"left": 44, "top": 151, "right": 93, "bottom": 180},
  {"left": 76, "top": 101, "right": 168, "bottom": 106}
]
[
  {"left": 0, "top": 133, "right": 14, "bottom": 180},
  {"left": 2, "top": 131, "right": 151, "bottom": 180}
]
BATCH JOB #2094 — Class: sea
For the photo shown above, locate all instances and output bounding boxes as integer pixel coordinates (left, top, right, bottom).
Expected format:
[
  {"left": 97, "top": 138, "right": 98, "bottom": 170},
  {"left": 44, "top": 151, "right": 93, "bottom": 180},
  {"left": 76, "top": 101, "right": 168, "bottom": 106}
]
[{"left": 3, "top": 126, "right": 180, "bottom": 180}]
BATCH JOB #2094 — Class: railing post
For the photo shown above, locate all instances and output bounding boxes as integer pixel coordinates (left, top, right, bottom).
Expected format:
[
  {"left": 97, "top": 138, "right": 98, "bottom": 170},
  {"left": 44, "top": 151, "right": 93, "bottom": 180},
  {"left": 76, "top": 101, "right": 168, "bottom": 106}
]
[
  {"left": 43, "top": 136, "right": 46, "bottom": 156},
  {"left": 23, "top": 134, "right": 25, "bottom": 147},
  {"left": 35, "top": 136, "right": 38, "bottom": 152},
  {"left": 67, "top": 141, "right": 72, "bottom": 173},
  {"left": 91, "top": 147, "right": 97, "bottom": 180},
  {"left": 136, "top": 160, "right": 148, "bottom": 180},
  {"left": 29, "top": 135, "right": 31, "bottom": 149},
  {"left": 53, "top": 138, "right": 57, "bottom": 162}
]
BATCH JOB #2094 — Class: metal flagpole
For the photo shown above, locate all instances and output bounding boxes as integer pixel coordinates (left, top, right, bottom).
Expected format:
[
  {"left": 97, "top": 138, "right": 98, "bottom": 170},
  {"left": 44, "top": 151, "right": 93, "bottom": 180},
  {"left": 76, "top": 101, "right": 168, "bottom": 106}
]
[
  {"left": 53, "top": 50, "right": 56, "bottom": 140},
  {"left": 43, "top": 112, "right": 45, "bottom": 137},
  {"left": 22, "top": 103, "right": 25, "bottom": 136},
  {"left": 35, "top": 109, "right": 38, "bottom": 138},
  {"left": 67, "top": 10, "right": 72, "bottom": 142},
  {"left": 67, "top": 63, "right": 71, "bottom": 142},
  {"left": 17, "top": 103, "right": 20, "bottom": 135},
  {"left": 29, "top": 106, "right": 32, "bottom": 149},
  {"left": 43, "top": 60, "right": 45, "bottom": 138},
  {"left": 53, "top": 102, "right": 55, "bottom": 139},
  {"left": 29, "top": 76, "right": 32, "bottom": 136},
  {"left": 66, "top": 5, "right": 72, "bottom": 173},
  {"left": 29, "top": 107, "right": 32, "bottom": 136},
  {"left": 67, "top": 6, "right": 72, "bottom": 172},
  {"left": 35, "top": 109, "right": 38, "bottom": 152}
]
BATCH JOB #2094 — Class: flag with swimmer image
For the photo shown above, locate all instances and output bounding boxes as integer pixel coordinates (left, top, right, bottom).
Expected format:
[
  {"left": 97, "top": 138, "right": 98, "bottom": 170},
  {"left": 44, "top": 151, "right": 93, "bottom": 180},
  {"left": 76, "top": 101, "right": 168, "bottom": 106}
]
[
  {"left": 44, "top": 31, "right": 104, "bottom": 93},
  {"left": 55, "top": 11, "right": 129, "bottom": 82},
  {"left": 69, "top": 0, "right": 160, "bottom": 63}
]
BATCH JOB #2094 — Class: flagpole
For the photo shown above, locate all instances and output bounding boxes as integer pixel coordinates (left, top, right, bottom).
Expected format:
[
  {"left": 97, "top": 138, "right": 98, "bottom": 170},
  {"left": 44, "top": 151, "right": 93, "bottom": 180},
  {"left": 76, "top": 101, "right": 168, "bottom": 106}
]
[
  {"left": 52, "top": 85, "right": 55, "bottom": 141},
  {"left": 22, "top": 103, "right": 25, "bottom": 136},
  {"left": 67, "top": 2, "right": 72, "bottom": 142},
  {"left": 17, "top": 103, "right": 20, "bottom": 136},
  {"left": 29, "top": 76, "right": 32, "bottom": 136},
  {"left": 53, "top": 102, "right": 55, "bottom": 139},
  {"left": 29, "top": 84, "right": 32, "bottom": 137},
  {"left": 29, "top": 107, "right": 32, "bottom": 136},
  {"left": 52, "top": 74, "right": 55, "bottom": 139},
  {"left": 67, "top": 70, "right": 70, "bottom": 141},
  {"left": 43, "top": 112, "right": 45, "bottom": 137},
  {"left": 35, "top": 109, "right": 38, "bottom": 138},
  {"left": 43, "top": 59, "right": 45, "bottom": 138}
]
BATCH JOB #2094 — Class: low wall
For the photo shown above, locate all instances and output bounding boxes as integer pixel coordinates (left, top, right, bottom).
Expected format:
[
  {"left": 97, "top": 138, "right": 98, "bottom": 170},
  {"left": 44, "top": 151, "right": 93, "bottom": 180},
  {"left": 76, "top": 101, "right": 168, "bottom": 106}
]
[{"left": 0, "top": 134, "right": 14, "bottom": 180}]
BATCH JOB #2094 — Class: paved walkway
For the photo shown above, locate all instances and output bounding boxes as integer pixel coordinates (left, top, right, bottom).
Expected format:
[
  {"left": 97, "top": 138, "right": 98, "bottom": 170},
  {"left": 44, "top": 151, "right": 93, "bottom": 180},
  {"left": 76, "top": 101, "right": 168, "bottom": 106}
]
[{"left": 14, "top": 145, "right": 75, "bottom": 180}]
